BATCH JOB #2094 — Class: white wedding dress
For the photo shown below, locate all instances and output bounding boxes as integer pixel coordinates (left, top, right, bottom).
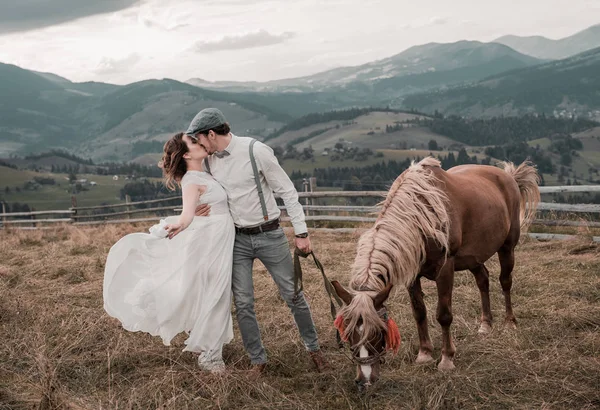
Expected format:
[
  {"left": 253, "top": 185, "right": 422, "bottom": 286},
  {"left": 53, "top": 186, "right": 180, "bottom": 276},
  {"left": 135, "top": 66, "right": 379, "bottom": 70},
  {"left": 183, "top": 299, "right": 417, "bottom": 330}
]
[{"left": 103, "top": 171, "right": 234, "bottom": 356}]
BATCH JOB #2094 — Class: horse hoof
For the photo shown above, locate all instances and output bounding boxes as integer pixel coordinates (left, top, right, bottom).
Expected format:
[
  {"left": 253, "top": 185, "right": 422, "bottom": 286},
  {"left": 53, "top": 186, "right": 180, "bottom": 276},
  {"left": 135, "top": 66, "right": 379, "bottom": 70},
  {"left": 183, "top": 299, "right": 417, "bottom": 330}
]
[
  {"left": 478, "top": 323, "right": 492, "bottom": 335},
  {"left": 504, "top": 320, "right": 517, "bottom": 330},
  {"left": 415, "top": 352, "right": 434, "bottom": 364},
  {"left": 437, "top": 358, "right": 455, "bottom": 372}
]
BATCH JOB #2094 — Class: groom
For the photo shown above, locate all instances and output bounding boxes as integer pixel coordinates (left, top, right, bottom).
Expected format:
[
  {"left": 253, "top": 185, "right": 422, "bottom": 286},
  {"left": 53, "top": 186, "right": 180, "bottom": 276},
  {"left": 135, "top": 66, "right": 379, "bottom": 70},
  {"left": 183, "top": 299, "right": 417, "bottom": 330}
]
[{"left": 186, "top": 108, "right": 330, "bottom": 377}]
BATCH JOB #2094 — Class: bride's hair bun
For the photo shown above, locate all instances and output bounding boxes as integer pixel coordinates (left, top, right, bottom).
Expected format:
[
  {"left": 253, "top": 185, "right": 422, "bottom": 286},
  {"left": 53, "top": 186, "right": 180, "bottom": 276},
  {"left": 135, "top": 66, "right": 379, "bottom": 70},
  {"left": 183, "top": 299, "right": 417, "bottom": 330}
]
[{"left": 161, "top": 133, "right": 188, "bottom": 191}]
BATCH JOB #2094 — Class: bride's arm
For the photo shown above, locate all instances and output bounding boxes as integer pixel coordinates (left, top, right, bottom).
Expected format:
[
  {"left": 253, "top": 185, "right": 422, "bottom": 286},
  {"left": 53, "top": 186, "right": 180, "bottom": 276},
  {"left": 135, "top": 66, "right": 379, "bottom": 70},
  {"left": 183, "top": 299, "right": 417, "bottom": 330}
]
[{"left": 165, "top": 183, "right": 205, "bottom": 239}]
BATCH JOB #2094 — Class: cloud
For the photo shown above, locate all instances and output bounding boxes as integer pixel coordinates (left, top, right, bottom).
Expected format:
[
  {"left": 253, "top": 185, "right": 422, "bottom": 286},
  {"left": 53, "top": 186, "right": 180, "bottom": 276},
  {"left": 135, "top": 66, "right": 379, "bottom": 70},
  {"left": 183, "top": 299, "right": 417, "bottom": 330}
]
[
  {"left": 0, "top": 0, "right": 141, "bottom": 34},
  {"left": 140, "top": 17, "right": 189, "bottom": 31},
  {"left": 429, "top": 16, "right": 448, "bottom": 26},
  {"left": 95, "top": 53, "right": 141, "bottom": 75},
  {"left": 191, "top": 30, "right": 295, "bottom": 53}
]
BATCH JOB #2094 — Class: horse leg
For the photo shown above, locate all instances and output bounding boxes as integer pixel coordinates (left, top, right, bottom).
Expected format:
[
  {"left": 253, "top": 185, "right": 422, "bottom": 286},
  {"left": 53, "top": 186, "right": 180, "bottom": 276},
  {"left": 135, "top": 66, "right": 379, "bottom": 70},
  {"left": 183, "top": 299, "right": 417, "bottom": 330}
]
[
  {"left": 408, "top": 278, "right": 434, "bottom": 364},
  {"left": 498, "top": 244, "right": 517, "bottom": 328},
  {"left": 436, "top": 259, "right": 456, "bottom": 371},
  {"left": 469, "top": 264, "right": 493, "bottom": 334}
]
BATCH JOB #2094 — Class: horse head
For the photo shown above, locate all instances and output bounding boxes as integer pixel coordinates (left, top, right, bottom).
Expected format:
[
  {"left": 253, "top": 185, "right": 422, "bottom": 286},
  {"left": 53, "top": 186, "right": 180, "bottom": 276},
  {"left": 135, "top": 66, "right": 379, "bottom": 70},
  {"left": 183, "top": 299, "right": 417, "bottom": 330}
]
[{"left": 331, "top": 281, "right": 400, "bottom": 392}]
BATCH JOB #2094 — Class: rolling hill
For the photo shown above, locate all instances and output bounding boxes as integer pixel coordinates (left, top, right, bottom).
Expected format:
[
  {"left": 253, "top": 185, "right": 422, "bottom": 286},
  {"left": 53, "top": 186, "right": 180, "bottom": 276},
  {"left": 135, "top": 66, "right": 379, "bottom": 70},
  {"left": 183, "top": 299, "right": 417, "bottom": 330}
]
[
  {"left": 266, "top": 110, "right": 462, "bottom": 153},
  {"left": 402, "top": 47, "right": 600, "bottom": 119},
  {"left": 0, "top": 63, "right": 302, "bottom": 160},
  {"left": 494, "top": 24, "right": 600, "bottom": 60},
  {"left": 1, "top": 28, "right": 598, "bottom": 161}
]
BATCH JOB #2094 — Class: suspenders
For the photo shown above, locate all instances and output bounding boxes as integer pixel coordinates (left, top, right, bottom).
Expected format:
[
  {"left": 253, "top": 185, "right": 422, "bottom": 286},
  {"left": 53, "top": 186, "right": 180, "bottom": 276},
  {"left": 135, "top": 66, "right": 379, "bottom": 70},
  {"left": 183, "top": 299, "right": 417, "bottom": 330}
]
[
  {"left": 203, "top": 138, "right": 269, "bottom": 222},
  {"left": 249, "top": 139, "right": 269, "bottom": 221}
]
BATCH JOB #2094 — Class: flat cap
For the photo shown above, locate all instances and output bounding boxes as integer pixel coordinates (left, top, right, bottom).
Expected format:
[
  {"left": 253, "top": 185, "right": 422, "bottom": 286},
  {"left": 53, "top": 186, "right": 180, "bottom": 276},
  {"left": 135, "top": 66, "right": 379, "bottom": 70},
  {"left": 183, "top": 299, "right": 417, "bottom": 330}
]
[{"left": 185, "top": 108, "right": 227, "bottom": 136}]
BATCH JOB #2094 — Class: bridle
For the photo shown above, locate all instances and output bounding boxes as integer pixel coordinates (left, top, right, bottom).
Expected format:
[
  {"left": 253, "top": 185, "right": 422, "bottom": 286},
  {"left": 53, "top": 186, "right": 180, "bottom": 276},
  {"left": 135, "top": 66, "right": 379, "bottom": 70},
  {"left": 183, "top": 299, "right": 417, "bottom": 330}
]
[{"left": 346, "top": 308, "right": 389, "bottom": 366}]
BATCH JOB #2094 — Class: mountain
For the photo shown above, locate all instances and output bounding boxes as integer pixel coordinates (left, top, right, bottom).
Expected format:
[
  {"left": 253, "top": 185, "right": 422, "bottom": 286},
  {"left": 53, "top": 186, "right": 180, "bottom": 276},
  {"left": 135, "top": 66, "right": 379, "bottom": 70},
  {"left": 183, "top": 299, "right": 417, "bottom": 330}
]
[
  {"left": 0, "top": 36, "right": 589, "bottom": 161},
  {"left": 288, "top": 41, "right": 541, "bottom": 87},
  {"left": 402, "top": 46, "right": 600, "bottom": 118},
  {"left": 494, "top": 24, "right": 600, "bottom": 59},
  {"left": 187, "top": 41, "right": 542, "bottom": 94},
  {"left": 3, "top": 41, "right": 541, "bottom": 161},
  {"left": 77, "top": 79, "right": 292, "bottom": 160},
  {"left": 0, "top": 63, "right": 319, "bottom": 160}
]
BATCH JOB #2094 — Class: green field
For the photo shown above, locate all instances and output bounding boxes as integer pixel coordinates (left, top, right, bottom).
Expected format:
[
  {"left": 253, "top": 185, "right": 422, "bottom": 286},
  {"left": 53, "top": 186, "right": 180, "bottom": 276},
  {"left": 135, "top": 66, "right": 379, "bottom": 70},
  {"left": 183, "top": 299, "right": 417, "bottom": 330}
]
[
  {"left": 269, "top": 111, "right": 463, "bottom": 154},
  {"left": 0, "top": 166, "right": 162, "bottom": 210},
  {"left": 527, "top": 137, "right": 552, "bottom": 149},
  {"left": 281, "top": 148, "right": 489, "bottom": 175},
  {"left": 2, "top": 133, "right": 600, "bottom": 213}
]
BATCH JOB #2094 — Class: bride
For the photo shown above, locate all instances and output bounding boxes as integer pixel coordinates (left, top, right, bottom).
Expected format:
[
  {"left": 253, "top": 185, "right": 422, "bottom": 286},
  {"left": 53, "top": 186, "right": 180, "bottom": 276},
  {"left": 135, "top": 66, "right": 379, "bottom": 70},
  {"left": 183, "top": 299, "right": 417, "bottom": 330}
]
[{"left": 103, "top": 132, "right": 234, "bottom": 372}]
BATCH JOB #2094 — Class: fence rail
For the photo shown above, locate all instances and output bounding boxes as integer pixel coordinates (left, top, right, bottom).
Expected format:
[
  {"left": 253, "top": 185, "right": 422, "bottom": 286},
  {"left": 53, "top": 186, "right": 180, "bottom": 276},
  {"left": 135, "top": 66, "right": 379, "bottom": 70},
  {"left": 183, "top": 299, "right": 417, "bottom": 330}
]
[{"left": 2, "top": 186, "right": 600, "bottom": 235}]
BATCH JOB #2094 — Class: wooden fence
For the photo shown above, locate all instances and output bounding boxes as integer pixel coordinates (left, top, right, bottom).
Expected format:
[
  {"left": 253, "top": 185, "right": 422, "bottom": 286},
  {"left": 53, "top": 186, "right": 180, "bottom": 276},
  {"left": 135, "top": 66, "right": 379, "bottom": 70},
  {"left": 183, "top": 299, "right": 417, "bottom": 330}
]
[{"left": 2, "top": 186, "right": 600, "bottom": 241}]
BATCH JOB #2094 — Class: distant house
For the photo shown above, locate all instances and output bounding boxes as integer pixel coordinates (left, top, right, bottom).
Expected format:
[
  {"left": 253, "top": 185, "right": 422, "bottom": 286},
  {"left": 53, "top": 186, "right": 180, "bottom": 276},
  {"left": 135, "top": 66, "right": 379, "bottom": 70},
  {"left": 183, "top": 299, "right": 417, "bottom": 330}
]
[
  {"left": 322, "top": 149, "right": 329, "bottom": 156},
  {"left": 90, "top": 181, "right": 97, "bottom": 186}
]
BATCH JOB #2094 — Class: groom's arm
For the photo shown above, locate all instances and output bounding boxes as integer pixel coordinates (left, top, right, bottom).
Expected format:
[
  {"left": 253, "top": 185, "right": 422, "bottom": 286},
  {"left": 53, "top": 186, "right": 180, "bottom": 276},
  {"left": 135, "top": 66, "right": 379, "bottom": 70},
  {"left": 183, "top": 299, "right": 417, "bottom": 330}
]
[{"left": 195, "top": 203, "right": 211, "bottom": 217}]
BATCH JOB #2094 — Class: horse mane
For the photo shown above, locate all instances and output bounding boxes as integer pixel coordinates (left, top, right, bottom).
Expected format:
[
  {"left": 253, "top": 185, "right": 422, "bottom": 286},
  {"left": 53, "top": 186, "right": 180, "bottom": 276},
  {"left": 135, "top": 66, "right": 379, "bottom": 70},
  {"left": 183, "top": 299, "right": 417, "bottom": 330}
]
[{"left": 339, "top": 157, "right": 451, "bottom": 345}]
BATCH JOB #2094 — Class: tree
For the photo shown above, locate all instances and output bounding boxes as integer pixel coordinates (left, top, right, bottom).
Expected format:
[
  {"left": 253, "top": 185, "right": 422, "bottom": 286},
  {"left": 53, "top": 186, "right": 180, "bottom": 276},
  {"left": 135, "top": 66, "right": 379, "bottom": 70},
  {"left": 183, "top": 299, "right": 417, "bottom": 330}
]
[
  {"left": 457, "top": 148, "right": 470, "bottom": 165},
  {"left": 68, "top": 172, "right": 78, "bottom": 183},
  {"left": 272, "top": 146, "right": 284, "bottom": 163},
  {"left": 560, "top": 152, "right": 572, "bottom": 166},
  {"left": 351, "top": 176, "right": 362, "bottom": 191},
  {"left": 428, "top": 139, "right": 439, "bottom": 151}
]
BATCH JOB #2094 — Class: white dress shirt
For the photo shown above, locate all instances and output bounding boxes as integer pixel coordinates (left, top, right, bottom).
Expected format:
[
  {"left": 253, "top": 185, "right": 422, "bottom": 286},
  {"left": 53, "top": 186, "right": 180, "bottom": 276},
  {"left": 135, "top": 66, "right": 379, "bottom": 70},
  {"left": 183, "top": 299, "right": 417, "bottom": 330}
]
[{"left": 205, "top": 134, "right": 308, "bottom": 235}]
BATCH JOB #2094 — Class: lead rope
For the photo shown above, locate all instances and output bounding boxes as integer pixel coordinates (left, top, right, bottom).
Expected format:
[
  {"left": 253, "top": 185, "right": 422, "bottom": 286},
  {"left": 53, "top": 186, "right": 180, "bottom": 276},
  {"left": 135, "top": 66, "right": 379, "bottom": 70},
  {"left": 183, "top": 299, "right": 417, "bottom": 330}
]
[{"left": 293, "top": 248, "right": 344, "bottom": 348}]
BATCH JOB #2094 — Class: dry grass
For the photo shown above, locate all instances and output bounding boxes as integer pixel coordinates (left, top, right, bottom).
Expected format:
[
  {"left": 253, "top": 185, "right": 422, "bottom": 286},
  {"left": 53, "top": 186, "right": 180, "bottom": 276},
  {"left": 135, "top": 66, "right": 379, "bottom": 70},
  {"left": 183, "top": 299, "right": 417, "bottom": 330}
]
[{"left": 1, "top": 225, "right": 599, "bottom": 409}]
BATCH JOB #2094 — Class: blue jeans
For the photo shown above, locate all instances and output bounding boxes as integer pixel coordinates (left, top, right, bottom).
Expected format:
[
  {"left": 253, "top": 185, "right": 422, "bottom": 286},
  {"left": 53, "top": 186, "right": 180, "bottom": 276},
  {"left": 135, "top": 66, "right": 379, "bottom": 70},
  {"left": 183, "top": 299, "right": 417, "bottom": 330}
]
[{"left": 232, "top": 227, "right": 320, "bottom": 364}]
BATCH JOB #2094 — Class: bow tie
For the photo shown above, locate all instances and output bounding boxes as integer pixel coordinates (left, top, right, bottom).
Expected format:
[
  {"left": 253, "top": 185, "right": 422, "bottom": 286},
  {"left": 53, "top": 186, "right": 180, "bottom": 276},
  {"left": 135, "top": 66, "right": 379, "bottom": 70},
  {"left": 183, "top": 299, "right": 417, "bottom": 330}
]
[{"left": 214, "top": 150, "right": 230, "bottom": 159}]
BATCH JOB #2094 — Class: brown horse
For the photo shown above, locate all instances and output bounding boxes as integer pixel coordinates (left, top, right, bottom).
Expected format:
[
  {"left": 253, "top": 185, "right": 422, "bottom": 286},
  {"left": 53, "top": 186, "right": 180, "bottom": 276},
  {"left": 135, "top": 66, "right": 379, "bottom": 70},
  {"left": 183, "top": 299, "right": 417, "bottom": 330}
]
[{"left": 331, "top": 157, "right": 540, "bottom": 391}]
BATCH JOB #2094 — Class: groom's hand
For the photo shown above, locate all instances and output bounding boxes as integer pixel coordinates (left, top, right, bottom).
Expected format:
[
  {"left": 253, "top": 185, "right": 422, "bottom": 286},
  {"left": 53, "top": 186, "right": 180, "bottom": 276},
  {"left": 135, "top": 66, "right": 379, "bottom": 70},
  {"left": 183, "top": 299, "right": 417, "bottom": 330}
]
[
  {"left": 195, "top": 203, "right": 211, "bottom": 217},
  {"left": 295, "top": 236, "right": 312, "bottom": 254}
]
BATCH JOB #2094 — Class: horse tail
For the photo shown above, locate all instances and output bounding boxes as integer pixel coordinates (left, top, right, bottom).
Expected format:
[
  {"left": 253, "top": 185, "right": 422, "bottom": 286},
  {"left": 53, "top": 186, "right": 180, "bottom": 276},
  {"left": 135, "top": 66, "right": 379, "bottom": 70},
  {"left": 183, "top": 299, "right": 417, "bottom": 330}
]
[{"left": 501, "top": 161, "right": 541, "bottom": 231}]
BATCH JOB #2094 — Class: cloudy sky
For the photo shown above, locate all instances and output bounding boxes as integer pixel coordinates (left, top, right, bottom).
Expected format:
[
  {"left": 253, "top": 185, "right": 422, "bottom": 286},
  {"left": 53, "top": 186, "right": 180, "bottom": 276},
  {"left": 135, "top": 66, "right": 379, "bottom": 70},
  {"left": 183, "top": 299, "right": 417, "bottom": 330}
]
[{"left": 0, "top": 0, "right": 598, "bottom": 85}]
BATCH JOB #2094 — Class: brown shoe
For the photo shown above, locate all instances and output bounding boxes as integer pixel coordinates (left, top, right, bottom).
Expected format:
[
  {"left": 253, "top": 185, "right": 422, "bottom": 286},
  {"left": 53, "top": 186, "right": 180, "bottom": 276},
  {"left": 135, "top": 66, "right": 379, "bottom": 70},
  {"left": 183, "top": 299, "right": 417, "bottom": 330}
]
[
  {"left": 246, "top": 363, "right": 266, "bottom": 381},
  {"left": 309, "top": 350, "right": 331, "bottom": 373}
]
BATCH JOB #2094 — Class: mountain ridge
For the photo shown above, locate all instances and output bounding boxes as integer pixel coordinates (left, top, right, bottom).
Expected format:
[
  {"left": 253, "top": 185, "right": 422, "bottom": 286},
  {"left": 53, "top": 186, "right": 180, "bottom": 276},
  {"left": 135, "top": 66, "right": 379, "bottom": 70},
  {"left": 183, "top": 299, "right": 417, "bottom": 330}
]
[
  {"left": 187, "top": 40, "right": 543, "bottom": 92},
  {"left": 494, "top": 24, "right": 600, "bottom": 59},
  {"left": 402, "top": 46, "right": 600, "bottom": 119}
]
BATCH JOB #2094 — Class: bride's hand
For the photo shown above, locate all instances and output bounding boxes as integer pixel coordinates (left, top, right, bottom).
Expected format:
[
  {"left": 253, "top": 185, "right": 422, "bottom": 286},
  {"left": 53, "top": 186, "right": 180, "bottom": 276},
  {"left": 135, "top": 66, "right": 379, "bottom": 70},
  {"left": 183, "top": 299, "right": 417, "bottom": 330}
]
[{"left": 164, "top": 223, "right": 183, "bottom": 239}]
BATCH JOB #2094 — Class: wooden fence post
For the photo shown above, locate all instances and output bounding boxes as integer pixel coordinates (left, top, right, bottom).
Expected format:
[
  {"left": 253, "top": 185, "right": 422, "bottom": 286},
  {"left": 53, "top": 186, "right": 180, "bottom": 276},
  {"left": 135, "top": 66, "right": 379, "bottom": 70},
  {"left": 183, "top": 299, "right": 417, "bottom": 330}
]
[
  {"left": 303, "top": 179, "right": 310, "bottom": 216},
  {"left": 126, "top": 195, "right": 131, "bottom": 220},
  {"left": 1, "top": 201, "right": 6, "bottom": 229},
  {"left": 70, "top": 196, "right": 78, "bottom": 225},
  {"left": 31, "top": 206, "right": 36, "bottom": 228},
  {"left": 309, "top": 177, "right": 316, "bottom": 207}
]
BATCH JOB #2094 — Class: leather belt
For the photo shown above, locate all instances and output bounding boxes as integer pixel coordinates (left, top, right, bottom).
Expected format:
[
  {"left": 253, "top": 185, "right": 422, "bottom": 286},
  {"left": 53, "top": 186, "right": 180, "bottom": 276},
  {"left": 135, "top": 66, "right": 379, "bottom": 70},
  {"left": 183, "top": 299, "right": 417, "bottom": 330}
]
[{"left": 235, "top": 218, "right": 280, "bottom": 235}]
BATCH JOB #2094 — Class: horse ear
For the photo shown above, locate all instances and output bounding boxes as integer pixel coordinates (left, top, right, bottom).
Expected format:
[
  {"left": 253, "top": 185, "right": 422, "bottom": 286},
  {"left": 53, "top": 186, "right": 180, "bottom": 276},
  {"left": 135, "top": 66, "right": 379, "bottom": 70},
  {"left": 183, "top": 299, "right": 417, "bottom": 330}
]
[
  {"left": 331, "top": 280, "right": 353, "bottom": 305},
  {"left": 372, "top": 283, "right": 393, "bottom": 310}
]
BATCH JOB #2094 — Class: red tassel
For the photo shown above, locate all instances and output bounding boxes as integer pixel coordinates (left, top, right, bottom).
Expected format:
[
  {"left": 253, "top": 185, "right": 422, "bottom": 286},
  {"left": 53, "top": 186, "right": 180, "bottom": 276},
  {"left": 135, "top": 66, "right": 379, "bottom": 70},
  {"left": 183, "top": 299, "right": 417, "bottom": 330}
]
[
  {"left": 334, "top": 314, "right": 348, "bottom": 342},
  {"left": 385, "top": 318, "right": 401, "bottom": 354}
]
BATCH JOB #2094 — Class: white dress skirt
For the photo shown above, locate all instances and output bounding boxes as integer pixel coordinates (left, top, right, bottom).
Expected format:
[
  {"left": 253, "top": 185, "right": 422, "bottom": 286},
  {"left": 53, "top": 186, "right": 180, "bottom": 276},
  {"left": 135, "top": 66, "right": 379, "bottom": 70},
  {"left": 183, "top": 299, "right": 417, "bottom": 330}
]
[{"left": 103, "top": 171, "right": 234, "bottom": 353}]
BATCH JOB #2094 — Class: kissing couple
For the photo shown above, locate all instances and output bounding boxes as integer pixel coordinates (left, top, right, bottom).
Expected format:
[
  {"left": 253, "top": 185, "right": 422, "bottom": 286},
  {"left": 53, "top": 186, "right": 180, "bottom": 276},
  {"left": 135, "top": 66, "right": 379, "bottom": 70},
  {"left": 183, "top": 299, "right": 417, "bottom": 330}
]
[{"left": 103, "top": 108, "right": 330, "bottom": 377}]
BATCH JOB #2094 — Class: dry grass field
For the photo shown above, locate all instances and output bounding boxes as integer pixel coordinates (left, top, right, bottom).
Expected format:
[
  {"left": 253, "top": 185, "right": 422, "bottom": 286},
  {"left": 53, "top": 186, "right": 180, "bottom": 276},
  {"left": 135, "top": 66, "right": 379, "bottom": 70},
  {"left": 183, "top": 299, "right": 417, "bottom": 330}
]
[{"left": 0, "top": 225, "right": 599, "bottom": 409}]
